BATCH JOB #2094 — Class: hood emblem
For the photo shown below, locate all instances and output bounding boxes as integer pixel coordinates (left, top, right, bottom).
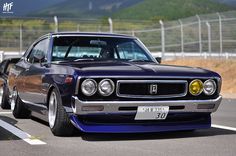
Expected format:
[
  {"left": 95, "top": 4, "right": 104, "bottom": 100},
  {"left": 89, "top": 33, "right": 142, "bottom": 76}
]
[{"left": 149, "top": 84, "right": 158, "bottom": 95}]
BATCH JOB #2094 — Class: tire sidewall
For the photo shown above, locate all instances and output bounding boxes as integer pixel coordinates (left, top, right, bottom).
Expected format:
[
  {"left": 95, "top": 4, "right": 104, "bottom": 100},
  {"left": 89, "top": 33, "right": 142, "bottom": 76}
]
[
  {"left": 49, "top": 89, "right": 61, "bottom": 132},
  {"left": 12, "top": 89, "right": 20, "bottom": 116},
  {"left": 1, "top": 85, "right": 10, "bottom": 109},
  {"left": 12, "top": 88, "right": 30, "bottom": 118},
  {"left": 48, "top": 88, "right": 75, "bottom": 136}
]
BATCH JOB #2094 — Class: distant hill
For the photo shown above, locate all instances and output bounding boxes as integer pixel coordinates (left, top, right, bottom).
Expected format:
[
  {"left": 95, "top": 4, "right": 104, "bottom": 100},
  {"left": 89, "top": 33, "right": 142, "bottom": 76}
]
[
  {"left": 32, "top": 0, "right": 142, "bottom": 18},
  {"left": 5, "top": 0, "right": 234, "bottom": 20},
  {"left": 113, "top": 0, "right": 233, "bottom": 20},
  {"left": 213, "top": 0, "right": 236, "bottom": 6}
]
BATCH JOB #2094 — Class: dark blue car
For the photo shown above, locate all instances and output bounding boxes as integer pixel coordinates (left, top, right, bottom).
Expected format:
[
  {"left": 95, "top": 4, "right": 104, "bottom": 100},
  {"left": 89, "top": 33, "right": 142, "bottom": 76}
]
[{"left": 8, "top": 32, "right": 222, "bottom": 136}]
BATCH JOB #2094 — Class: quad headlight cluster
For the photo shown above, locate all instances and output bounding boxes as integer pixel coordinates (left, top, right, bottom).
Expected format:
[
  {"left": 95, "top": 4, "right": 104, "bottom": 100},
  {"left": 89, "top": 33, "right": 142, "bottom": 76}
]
[
  {"left": 189, "top": 79, "right": 216, "bottom": 96},
  {"left": 81, "top": 79, "right": 115, "bottom": 96}
]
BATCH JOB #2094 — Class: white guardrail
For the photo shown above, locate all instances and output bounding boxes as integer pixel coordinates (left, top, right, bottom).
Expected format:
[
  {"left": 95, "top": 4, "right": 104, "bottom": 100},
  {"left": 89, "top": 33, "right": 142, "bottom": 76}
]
[{"left": 0, "top": 51, "right": 236, "bottom": 62}]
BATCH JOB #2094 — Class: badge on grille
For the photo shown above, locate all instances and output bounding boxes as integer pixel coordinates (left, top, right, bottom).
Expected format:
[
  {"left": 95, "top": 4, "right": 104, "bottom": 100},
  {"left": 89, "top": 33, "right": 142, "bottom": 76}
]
[{"left": 149, "top": 84, "right": 158, "bottom": 94}]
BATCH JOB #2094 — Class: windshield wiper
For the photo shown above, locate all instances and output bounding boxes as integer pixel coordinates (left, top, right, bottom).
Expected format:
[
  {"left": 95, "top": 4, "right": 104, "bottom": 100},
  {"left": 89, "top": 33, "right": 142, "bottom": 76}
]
[{"left": 73, "top": 58, "right": 95, "bottom": 62}]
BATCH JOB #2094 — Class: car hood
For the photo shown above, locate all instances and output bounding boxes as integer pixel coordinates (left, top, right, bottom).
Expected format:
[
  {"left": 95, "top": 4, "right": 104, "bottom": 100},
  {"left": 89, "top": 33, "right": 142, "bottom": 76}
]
[{"left": 59, "top": 61, "right": 220, "bottom": 78}]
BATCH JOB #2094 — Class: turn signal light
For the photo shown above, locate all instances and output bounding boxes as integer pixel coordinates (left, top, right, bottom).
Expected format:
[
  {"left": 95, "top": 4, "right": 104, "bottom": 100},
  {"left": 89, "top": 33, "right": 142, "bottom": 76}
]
[{"left": 65, "top": 76, "right": 73, "bottom": 84}]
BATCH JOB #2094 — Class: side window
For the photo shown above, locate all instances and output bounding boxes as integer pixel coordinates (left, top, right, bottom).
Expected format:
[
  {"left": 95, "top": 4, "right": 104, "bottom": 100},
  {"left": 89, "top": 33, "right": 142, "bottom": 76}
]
[
  {"left": 6, "top": 62, "right": 15, "bottom": 75},
  {"left": 27, "top": 38, "right": 49, "bottom": 63}
]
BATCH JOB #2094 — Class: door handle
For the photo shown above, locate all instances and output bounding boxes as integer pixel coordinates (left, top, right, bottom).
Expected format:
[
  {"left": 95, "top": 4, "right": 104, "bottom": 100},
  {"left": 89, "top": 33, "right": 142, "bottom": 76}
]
[{"left": 25, "top": 68, "right": 29, "bottom": 71}]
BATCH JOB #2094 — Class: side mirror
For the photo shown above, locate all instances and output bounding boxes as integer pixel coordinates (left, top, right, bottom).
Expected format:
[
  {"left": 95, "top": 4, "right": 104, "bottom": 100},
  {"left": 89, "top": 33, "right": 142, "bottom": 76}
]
[
  {"left": 33, "top": 51, "right": 45, "bottom": 64},
  {"left": 155, "top": 57, "right": 162, "bottom": 63}
]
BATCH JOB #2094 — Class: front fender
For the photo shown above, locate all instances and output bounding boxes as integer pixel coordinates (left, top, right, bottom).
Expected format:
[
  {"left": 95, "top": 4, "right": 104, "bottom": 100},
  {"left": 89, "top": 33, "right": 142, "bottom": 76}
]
[{"left": 45, "top": 74, "right": 77, "bottom": 109}]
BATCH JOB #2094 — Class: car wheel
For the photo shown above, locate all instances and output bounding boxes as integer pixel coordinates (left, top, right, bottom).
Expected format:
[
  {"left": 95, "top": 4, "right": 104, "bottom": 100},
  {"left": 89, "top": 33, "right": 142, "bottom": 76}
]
[
  {"left": 11, "top": 89, "right": 31, "bottom": 118},
  {"left": 0, "top": 86, "right": 4, "bottom": 108},
  {"left": 48, "top": 88, "right": 75, "bottom": 136},
  {"left": 0, "top": 85, "right": 10, "bottom": 109}
]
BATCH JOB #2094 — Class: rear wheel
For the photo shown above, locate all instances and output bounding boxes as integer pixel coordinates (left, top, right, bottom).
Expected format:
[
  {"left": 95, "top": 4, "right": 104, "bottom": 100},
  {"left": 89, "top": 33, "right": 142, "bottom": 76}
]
[
  {"left": 11, "top": 89, "right": 31, "bottom": 118},
  {"left": 48, "top": 88, "right": 75, "bottom": 136}
]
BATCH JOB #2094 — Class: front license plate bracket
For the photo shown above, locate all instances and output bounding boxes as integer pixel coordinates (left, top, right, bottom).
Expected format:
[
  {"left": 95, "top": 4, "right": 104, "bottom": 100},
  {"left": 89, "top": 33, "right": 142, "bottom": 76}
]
[{"left": 135, "top": 106, "right": 169, "bottom": 120}]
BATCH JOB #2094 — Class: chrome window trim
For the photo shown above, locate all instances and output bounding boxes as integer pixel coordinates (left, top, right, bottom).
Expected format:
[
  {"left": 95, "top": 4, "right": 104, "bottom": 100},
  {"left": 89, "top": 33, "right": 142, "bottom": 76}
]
[
  {"left": 116, "top": 80, "right": 188, "bottom": 99},
  {"left": 52, "top": 34, "right": 135, "bottom": 39}
]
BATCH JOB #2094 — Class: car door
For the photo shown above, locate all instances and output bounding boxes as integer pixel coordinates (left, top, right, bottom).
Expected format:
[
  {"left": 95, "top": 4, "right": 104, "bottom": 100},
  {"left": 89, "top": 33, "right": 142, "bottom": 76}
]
[{"left": 20, "top": 38, "right": 49, "bottom": 108}]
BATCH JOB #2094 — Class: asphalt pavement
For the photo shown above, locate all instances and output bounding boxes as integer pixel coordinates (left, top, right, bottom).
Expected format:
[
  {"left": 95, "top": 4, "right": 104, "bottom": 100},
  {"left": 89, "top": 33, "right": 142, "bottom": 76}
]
[{"left": 0, "top": 98, "right": 235, "bottom": 156}]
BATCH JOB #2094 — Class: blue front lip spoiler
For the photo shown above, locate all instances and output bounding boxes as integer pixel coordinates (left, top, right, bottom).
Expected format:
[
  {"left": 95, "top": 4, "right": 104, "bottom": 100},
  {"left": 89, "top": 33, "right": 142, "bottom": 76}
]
[{"left": 70, "top": 114, "right": 211, "bottom": 133}]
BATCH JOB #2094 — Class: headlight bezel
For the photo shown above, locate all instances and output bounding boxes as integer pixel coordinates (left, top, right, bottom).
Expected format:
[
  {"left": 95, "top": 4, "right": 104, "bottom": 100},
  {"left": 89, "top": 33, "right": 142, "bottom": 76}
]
[
  {"left": 98, "top": 79, "right": 115, "bottom": 96},
  {"left": 203, "top": 79, "right": 217, "bottom": 96},
  {"left": 81, "top": 79, "right": 97, "bottom": 96}
]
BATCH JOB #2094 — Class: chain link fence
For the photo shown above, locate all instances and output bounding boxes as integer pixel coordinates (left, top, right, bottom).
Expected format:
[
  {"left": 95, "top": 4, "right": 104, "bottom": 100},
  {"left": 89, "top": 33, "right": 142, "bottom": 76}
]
[{"left": 1, "top": 11, "right": 236, "bottom": 60}]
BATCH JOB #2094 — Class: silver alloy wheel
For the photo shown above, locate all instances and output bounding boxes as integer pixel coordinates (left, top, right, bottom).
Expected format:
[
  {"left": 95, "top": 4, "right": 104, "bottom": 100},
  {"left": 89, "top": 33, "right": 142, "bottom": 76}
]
[
  {"left": 48, "top": 92, "right": 57, "bottom": 129},
  {"left": 11, "top": 90, "right": 17, "bottom": 111},
  {"left": 0, "top": 87, "right": 3, "bottom": 105}
]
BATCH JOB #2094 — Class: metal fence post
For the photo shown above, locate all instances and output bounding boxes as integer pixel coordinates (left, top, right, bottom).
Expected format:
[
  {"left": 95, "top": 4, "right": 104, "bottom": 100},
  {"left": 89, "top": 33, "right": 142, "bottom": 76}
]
[
  {"left": 20, "top": 24, "right": 22, "bottom": 54},
  {"left": 98, "top": 25, "right": 101, "bottom": 32},
  {"left": 132, "top": 30, "right": 135, "bottom": 36},
  {"left": 196, "top": 15, "right": 202, "bottom": 55},
  {"left": 206, "top": 22, "right": 211, "bottom": 58},
  {"left": 159, "top": 20, "right": 165, "bottom": 59},
  {"left": 0, "top": 51, "right": 3, "bottom": 62},
  {"left": 54, "top": 16, "right": 58, "bottom": 32},
  {"left": 217, "top": 13, "right": 223, "bottom": 57},
  {"left": 108, "top": 18, "right": 113, "bottom": 33},
  {"left": 77, "top": 24, "right": 80, "bottom": 32},
  {"left": 179, "top": 19, "right": 184, "bottom": 57}
]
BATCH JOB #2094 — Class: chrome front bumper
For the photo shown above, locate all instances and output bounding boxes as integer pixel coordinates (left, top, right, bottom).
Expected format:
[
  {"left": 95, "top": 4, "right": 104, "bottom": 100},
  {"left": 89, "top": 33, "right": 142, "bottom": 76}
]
[{"left": 71, "top": 96, "right": 222, "bottom": 115}]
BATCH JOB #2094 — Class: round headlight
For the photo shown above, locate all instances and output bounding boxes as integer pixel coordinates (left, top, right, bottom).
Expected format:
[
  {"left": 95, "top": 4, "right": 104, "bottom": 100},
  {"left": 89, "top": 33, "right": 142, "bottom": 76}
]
[
  {"left": 189, "top": 79, "right": 203, "bottom": 96},
  {"left": 98, "top": 79, "right": 115, "bottom": 96},
  {"left": 81, "top": 79, "right": 97, "bottom": 96},
  {"left": 203, "top": 79, "right": 216, "bottom": 95}
]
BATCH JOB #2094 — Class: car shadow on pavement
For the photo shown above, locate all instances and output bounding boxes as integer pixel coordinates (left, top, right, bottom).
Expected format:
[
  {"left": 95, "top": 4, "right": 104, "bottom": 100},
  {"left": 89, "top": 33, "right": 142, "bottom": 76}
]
[
  {"left": 0, "top": 116, "right": 20, "bottom": 141},
  {"left": 80, "top": 128, "right": 236, "bottom": 141},
  {"left": 30, "top": 116, "right": 49, "bottom": 127}
]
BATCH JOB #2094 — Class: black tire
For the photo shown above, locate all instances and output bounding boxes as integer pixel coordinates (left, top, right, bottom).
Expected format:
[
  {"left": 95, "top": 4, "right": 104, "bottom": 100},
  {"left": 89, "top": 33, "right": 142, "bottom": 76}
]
[
  {"left": 0, "top": 85, "right": 10, "bottom": 109},
  {"left": 12, "top": 89, "right": 31, "bottom": 119},
  {"left": 48, "top": 88, "right": 75, "bottom": 136}
]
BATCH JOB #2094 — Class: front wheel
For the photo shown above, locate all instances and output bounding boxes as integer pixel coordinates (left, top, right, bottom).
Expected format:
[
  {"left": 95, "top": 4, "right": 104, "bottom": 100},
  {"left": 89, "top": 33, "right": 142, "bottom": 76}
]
[{"left": 48, "top": 88, "right": 75, "bottom": 136}]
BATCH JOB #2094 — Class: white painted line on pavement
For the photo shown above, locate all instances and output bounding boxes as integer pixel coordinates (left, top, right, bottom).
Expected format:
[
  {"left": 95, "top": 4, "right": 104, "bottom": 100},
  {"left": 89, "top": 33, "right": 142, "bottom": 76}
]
[
  {"left": 0, "top": 112, "right": 12, "bottom": 115},
  {"left": 212, "top": 124, "right": 236, "bottom": 132},
  {"left": 0, "top": 119, "right": 46, "bottom": 145}
]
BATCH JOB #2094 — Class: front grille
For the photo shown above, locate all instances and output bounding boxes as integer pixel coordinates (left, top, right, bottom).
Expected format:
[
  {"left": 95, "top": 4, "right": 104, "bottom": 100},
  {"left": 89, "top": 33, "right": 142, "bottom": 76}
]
[{"left": 117, "top": 80, "right": 187, "bottom": 99}]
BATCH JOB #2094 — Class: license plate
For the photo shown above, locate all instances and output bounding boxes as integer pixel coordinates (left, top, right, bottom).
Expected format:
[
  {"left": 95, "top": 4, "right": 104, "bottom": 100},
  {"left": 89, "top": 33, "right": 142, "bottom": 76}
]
[{"left": 135, "top": 106, "right": 169, "bottom": 120}]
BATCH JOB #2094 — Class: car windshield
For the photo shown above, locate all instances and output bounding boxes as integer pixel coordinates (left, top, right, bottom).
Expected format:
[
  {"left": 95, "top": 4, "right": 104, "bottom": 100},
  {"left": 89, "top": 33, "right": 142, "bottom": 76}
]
[{"left": 52, "top": 36, "right": 154, "bottom": 62}]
